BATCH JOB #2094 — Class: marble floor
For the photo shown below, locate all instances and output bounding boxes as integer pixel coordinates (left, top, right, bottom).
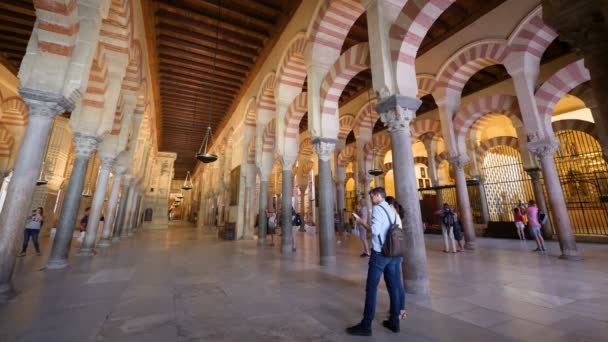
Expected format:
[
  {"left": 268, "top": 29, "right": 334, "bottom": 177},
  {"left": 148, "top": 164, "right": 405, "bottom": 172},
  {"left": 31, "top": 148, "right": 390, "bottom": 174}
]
[{"left": 1, "top": 223, "right": 608, "bottom": 342}]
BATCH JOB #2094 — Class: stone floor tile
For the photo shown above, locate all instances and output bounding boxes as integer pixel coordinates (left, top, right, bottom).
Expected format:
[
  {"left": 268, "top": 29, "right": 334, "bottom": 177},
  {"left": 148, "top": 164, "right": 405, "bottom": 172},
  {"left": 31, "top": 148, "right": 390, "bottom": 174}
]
[{"left": 450, "top": 307, "right": 514, "bottom": 328}]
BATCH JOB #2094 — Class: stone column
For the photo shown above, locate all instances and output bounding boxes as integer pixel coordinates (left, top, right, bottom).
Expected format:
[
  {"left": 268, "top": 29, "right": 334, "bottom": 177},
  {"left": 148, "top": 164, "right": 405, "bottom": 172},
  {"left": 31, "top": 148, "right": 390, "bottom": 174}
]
[
  {"left": 113, "top": 176, "right": 132, "bottom": 241},
  {"left": 122, "top": 184, "right": 137, "bottom": 238},
  {"left": 98, "top": 172, "right": 123, "bottom": 247},
  {"left": 299, "top": 185, "right": 307, "bottom": 230},
  {"left": 47, "top": 134, "right": 100, "bottom": 269},
  {"left": 242, "top": 186, "right": 253, "bottom": 239},
  {"left": 477, "top": 177, "right": 490, "bottom": 224},
  {"left": 525, "top": 167, "right": 553, "bottom": 239},
  {"left": 132, "top": 192, "right": 142, "bottom": 232},
  {"left": 280, "top": 156, "right": 295, "bottom": 255},
  {"left": 362, "top": 174, "right": 373, "bottom": 223},
  {"left": 528, "top": 139, "right": 579, "bottom": 259},
  {"left": 377, "top": 95, "right": 430, "bottom": 294},
  {"left": 336, "top": 180, "right": 345, "bottom": 227},
  {"left": 450, "top": 154, "right": 477, "bottom": 250},
  {"left": 0, "top": 91, "right": 73, "bottom": 296},
  {"left": 313, "top": 139, "right": 336, "bottom": 265},
  {"left": 543, "top": 0, "right": 608, "bottom": 162},
  {"left": 257, "top": 179, "right": 269, "bottom": 245},
  {"left": 78, "top": 157, "right": 114, "bottom": 255}
]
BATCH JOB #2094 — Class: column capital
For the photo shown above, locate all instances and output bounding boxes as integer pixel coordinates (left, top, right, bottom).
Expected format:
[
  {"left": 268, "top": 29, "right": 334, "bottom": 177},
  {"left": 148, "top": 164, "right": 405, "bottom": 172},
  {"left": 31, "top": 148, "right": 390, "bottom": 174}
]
[
  {"left": 524, "top": 167, "right": 542, "bottom": 181},
  {"left": 377, "top": 95, "right": 421, "bottom": 133},
  {"left": 73, "top": 133, "right": 100, "bottom": 158},
  {"left": 279, "top": 155, "right": 297, "bottom": 171},
  {"left": 527, "top": 136, "right": 559, "bottom": 160},
  {"left": 99, "top": 157, "right": 116, "bottom": 171},
  {"left": 449, "top": 153, "right": 469, "bottom": 171},
  {"left": 19, "top": 88, "right": 77, "bottom": 119},
  {"left": 312, "top": 138, "right": 337, "bottom": 162}
]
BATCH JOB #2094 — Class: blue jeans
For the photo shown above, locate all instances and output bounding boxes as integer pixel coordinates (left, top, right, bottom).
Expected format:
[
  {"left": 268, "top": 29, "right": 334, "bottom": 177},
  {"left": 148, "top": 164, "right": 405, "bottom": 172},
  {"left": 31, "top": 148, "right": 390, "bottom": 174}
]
[
  {"left": 21, "top": 229, "right": 40, "bottom": 253},
  {"left": 362, "top": 251, "right": 401, "bottom": 328},
  {"left": 384, "top": 257, "right": 405, "bottom": 311}
]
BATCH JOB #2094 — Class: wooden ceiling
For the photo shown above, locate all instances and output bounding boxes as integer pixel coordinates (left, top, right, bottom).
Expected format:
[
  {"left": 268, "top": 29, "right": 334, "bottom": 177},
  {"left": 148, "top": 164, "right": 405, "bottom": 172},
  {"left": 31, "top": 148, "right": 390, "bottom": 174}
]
[
  {"left": 0, "top": 1, "right": 35, "bottom": 75},
  {"left": 150, "top": 0, "right": 302, "bottom": 177}
]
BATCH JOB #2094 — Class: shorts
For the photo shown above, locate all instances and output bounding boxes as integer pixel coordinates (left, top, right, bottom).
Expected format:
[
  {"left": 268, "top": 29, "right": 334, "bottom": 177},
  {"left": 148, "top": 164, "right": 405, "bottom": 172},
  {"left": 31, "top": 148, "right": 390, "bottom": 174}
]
[
  {"left": 356, "top": 226, "right": 367, "bottom": 241},
  {"left": 530, "top": 226, "right": 541, "bottom": 236},
  {"left": 515, "top": 221, "right": 525, "bottom": 230}
]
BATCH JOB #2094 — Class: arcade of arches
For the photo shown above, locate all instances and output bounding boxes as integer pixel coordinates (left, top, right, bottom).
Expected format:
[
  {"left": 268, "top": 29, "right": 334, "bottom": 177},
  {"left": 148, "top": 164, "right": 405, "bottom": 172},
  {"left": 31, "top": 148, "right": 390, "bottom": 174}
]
[{"left": 0, "top": 0, "right": 608, "bottom": 340}]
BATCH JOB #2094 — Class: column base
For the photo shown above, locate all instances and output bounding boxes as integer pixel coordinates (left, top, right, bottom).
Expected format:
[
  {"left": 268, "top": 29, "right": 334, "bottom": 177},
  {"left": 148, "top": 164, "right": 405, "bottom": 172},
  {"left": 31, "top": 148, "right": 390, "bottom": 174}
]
[
  {"left": 0, "top": 282, "right": 17, "bottom": 302},
  {"left": 257, "top": 238, "right": 266, "bottom": 246},
  {"left": 97, "top": 239, "right": 112, "bottom": 247},
  {"left": 319, "top": 255, "right": 336, "bottom": 266},
  {"left": 465, "top": 242, "right": 476, "bottom": 251},
  {"left": 241, "top": 234, "right": 254, "bottom": 240},
  {"left": 559, "top": 253, "right": 583, "bottom": 261},
  {"left": 281, "top": 245, "right": 294, "bottom": 255},
  {"left": 112, "top": 236, "right": 121, "bottom": 242},
  {"left": 46, "top": 259, "right": 69, "bottom": 269},
  {"left": 76, "top": 248, "right": 97, "bottom": 257},
  {"left": 404, "top": 278, "right": 431, "bottom": 295}
]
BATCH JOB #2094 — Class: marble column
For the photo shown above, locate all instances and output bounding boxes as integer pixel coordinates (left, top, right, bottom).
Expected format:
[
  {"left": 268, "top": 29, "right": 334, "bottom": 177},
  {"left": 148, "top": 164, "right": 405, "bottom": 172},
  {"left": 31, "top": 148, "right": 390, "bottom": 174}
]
[
  {"left": 313, "top": 139, "right": 336, "bottom": 265},
  {"left": 113, "top": 177, "right": 132, "bottom": 241},
  {"left": 543, "top": 0, "right": 608, "bottom": 162},
  {"left": 0, "top": 91, "right": 73, "bottom": 296},
  {"left": 99, "top": 173, "right": 123, "bottom": 247},
  {"left": 529, "top": 139, "right": 579, "bottom": 259},
  {"left": 132, "top": 193, "right": 142, "bottom": 232},
  {"left": 450, "top": 155, "right": 477, "bottom": 250},
  {"left": 78, "top": 157, "right": 114, "bottom": 255},
  {"left": 47, "top": 134, "right": 100, "bottom": 269},
  {"left": 336, "top": 180, "right": 345, "bottom": 227},
  {"left": 377, "top": 95, "right": 430, "bottom": 294},
  {"left": 477, "top": 178, "right": 490, "bottom": 224},
  {"left": 122, "top": 185, "right": 137, "bottom": 238},
  {"left": 257, "top": 180, "right": 269, "bottom": 245},
  {"left": 525, "top": 167, "right": 553, "bottom": 239},
  {"left": 299, "top": 185, "right": 307, "bottom": 231},
  {"left": 280, "top": 160, "right": 295, "bottom": 255},
  {"left": 243, "top": 186, "right": 254, "bottom": 239},
  {"left": 362, "top": 174, "right": 373, "bottom": 223}
]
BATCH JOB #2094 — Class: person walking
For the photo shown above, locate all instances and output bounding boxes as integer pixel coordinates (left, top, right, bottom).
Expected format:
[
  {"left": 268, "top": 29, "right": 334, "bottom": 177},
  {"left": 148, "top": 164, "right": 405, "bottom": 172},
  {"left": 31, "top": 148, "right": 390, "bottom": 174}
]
[
  {"left": 513, "top": 207, "right": 526, "bottom": 240},
  {"left": 438, "top": 203, "right": 457, "bottom": 253},
  {"left": 452, "top": 207, "right": 465, "bottom": 252},
  {"left": 354, "top": 199, "right": 370, "bottom": 257},
  {"left": 385, "top": 196, "right": 407, "bottom": 320},
  {"left": 18, "top": 207, "right": 44, "bottom": 256},
  {"left": 266, "top": 208, "right": 277, "bottom": 246},
  {"left": 347, "top": 187, "right": 402, "bottom": 336},
  {"left": 522, "top": 200, "right": 546, "bottom": 251}
]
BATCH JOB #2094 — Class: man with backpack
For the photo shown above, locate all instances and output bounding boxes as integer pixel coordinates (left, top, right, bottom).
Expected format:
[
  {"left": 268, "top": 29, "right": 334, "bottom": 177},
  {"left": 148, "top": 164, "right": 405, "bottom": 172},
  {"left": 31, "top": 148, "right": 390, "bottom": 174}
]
[
  {"left": 437, "top": 203, "right": 457, "bottom": 253},
  {"left": 522, "top": 200, "right": 547, "bottom": 252},
  {"left": 347, "top": 187, "right": 402, "bottom": 336}
]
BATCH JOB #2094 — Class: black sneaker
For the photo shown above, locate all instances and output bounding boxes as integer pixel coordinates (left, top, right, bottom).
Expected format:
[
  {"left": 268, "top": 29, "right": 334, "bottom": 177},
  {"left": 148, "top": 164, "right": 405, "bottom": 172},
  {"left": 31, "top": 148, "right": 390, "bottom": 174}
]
[
  {"left": 346, "top": 323, "right": 372, "bottom": 336},
  {"left": 533, "top": 248, "right": 542, "bottom": 252},
  {"left": 382, "top": 320, "right": 400, "bottom": 333},
  {"left": 359, "top": 253, "right": 368, "bottom": 258}
]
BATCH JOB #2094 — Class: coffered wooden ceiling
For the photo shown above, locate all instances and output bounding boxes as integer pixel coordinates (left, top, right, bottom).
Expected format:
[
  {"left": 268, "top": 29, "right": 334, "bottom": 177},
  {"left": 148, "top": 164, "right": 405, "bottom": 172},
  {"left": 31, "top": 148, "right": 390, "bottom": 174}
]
[{"left": 147, "top": 0, "right": 302, "bottom": 177}]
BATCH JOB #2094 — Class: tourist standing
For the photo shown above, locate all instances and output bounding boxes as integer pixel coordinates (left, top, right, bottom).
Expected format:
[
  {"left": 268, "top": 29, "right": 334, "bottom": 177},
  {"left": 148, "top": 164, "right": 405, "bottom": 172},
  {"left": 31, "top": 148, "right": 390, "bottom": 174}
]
[
  {"left": 18, "top": 207, "right": 44, "bottom": 256},
  {"left": 452, "top": 207, "right": 465, "bottom": 252},
  {"left": 354, "top": 200, "right": 370, "bottom": 257},
  {"left": 522, "top": 200, "right": 545, "bottom": 251},
  {"left": 438, "top": 203, "right": 457, "bottom": 253},
  {"left": 266, "top": 208, "right": 277, "bottom": 246},
  {"left": 347, "top": 187, "right": 402, "bottom": 336},
  {"left": 78, "top": 207, "right": 91, "bottom": 244},
  {"left": 513, "top": 207, "right": 526, "bottom": 240},
  {"left": 385, "top": 196, "right": 407, "bottom": 320}
]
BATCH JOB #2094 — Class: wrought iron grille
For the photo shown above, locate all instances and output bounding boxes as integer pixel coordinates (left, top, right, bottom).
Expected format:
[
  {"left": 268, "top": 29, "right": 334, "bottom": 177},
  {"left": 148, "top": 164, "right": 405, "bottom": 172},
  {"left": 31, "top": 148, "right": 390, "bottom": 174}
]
[
  {"left": 418, "top": 182, "right": 482, "bottom": 227},
  {"left": 554, "top": 130, "right": 608, "bottom": 235},
  {"left": 481, "top": 145, "right": 535, "bottom": 222}
]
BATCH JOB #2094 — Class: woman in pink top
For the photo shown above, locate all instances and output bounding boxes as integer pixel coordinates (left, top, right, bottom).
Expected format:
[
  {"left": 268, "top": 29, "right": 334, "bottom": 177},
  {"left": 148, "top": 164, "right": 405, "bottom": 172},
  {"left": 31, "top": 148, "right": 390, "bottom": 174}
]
[
  {"left": 513, "top": 208, "right": 525, "bottom": 240},
  {"left": 522, "top": 200, "right": 546, "bottom": 252}
]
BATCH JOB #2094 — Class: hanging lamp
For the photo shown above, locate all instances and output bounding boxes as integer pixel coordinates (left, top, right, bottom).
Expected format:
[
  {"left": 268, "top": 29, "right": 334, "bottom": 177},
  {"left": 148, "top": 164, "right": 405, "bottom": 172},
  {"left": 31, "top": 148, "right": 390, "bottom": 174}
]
[
  {"left": 367, "top": 87, "right": 383, "bottom": 177},
  {"left": 176, "top": 191, "right": 184, "bottom": 200},
  {"left": 182, "top": 171, "right": 193, "bottom": 190},
  {"left": 195, "top": 0, "right": 222, "bottom": 164}
]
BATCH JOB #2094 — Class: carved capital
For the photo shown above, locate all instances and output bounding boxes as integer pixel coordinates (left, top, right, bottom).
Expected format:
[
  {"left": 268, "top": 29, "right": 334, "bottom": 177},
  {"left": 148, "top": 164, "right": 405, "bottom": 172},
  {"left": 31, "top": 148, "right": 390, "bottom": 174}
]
[
  {"left": 525, "top": 167, "right": 542, "bottom": 181},
  {"left": 312, "top": 139, "right": 336, "bottom": 162},
  {"left": 449, "top": 153, "right": 469, "bottom": 171},
  {"left": 380, "top": 105, "right": 416, "bottom": 133},
  {"left": 73, "top": 133, "right": 100, "bottom": 158},
  {"left": 279, "top": 155, "right": 297, "bottom": 171},
  {"left": 19, "top": 88, "right": 78, "bottom": 119},
  {"left": 527, "top": 137, "right": 559, "bottom": 160},
  {"left": 99, "top": 157, "right": 116, "bottom": 171}
]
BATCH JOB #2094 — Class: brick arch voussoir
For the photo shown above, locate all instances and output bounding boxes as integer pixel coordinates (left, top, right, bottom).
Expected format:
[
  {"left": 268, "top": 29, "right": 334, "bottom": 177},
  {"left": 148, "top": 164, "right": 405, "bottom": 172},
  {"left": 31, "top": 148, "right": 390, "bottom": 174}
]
[
  {"left": 552, "top": 119, "right": 598, "bottom": 140},
  {"left": 284, "top": 92, "right": 308, "bottom": 141},
  {"left": 476, "top": 136, "right": 520, "bottom": 163},
  {"left": 507, "top": 6, "right": 557, "bottom": 59}
]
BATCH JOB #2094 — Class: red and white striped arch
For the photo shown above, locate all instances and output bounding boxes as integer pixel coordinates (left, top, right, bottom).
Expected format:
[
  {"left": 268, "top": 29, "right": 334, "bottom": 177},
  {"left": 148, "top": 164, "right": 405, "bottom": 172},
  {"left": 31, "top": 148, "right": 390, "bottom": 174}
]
[
  {"left": 416, "top": 74, "right": 437, "bottom": 99},
  {"left": 307, "top": 0, "right": 365, "bottom": 66},
  {"left": 535, "top": 59, "right": 590, "bottom": 131},
  {"left": 276, "top": 33, "right": 307, "bottom": 102},
  {"left": 262, "top": 119, "right": 276, "bottom": 154},
  {"left": 247, "top": 137, "right": 256, "bottom": 165},
  {"left": 363, "top": 133, "right": 391, "bottom": 161},
  {"left": 477, "top": 136, "right": 520, "bottom": 163},
  {"left": 0, "top": 125, "right": 14, "bottom": 158},
  {"left": 552, "top": 119, "right": 598, "bottom": 140},
  {"left": 284, "top": 92, "right": 308, "bottom": 140},
  {"left": 100, "top": 0, "right": 132, "bottom": 56},
  {"left": 436, "top": 40, "right": 508, "bottom": 97},
  {"left": 453, "top": 95, "right": 520, "bottom": 140},
  {"left": 354, "top": 97, "right": 379, "bottom": 132},
  {"left": 244, "top": 98, "right": 257, "bottom": 128},
  {"left": 338, "top": 144, "right": 356, "bottom": 168},
  {"left": 256, "top": 73, "right": 277, "bottom": 123},
  {"left": 299, "top": 137, "right": 314, "bottom": 156},
  {"left": 82, "top": 51, "right": 109, "bottom": 111},
  {"left": 390, "top": 0, "right": 455, "bottom": 95},
  {"left": 507, "top": 6, "right": 557, "bottom": 59},
  {"left": 338, "top": 114, "right": 356, "bottom": 141},
  {"left": 411, "top": 118, "right": 441, "bottom": 140},
  {"left": 33, "top": 0, "right": 79, "bottom": 57},
  {"left": 0, "top": 97, "right": 28, "bottom": 127},
  {"left": 469, "top": 113, "right": 522, "bottom": 142},
  {"left": 320, "top": 42, "right": 370, "bottom": 117}
]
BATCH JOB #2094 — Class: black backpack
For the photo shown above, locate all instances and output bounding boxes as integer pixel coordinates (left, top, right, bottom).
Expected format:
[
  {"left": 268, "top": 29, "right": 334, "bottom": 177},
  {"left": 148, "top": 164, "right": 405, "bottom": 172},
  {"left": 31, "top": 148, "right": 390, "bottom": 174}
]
[{"left": 378, "top": 205, "right": 406, "bottom": 257}]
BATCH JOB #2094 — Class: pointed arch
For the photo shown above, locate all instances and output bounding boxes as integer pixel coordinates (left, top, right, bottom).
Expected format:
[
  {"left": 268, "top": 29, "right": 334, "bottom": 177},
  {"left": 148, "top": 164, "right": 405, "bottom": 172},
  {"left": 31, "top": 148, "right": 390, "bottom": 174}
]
[
  {"left": 320, "top": 42, "right": 370, "bottom": 117},
  {"left": 535, "top": 59, "right": 590, "bottom": 131}
]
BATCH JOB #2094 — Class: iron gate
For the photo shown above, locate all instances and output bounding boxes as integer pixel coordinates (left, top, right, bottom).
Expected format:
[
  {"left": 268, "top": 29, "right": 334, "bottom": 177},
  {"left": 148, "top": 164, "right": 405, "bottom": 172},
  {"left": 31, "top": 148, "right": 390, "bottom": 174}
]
[
  {"left": 554, "top": 130, "right": 608, "bottom": 235},
  {"left": 418, "top": 182, "right": 483, "bottom": 228}
]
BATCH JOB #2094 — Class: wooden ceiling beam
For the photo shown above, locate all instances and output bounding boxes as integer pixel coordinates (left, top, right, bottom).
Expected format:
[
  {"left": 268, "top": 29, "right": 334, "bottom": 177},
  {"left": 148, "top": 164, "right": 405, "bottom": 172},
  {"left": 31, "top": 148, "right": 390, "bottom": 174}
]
[
  {"left": 158, "top": 46, "right": 249, "bottom": 72},
  {"left": 156, "top": 4, "right": 269, "bottom": 41},
  {"left": 160, "top": 74, "right": 238, "bottom": 93},
  {"left": 158, "top": 39, "right": 253, "bottom": 69},
  {"left": 0, "top": 23, "right": 31, "bottom": 36},
  {"left": 161, "top": 93, "right": 233, "bottom": 106},
  {"left": 176, "top": 0, "right": 275, "bottom": 32},
  {"left": 158, "top": 65, "right": 243, "bottom": 88},
  {"left": 0, "top": 2, "right": 35, "bottom": 16},
  {"left": 159, "top": 54, "right": 246, "bottom": 79},
  {"left": 219, "top": 0, "right": 282, "bottom": 18},
  {"left": 157, "top": 35, "right": 254, "bottom": 65},
  {"left": 160, "top": 83, "right": 235, "bottom": 99},
  {"left": 0, "top": 13, "right": 34, "bottom": 27}
]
